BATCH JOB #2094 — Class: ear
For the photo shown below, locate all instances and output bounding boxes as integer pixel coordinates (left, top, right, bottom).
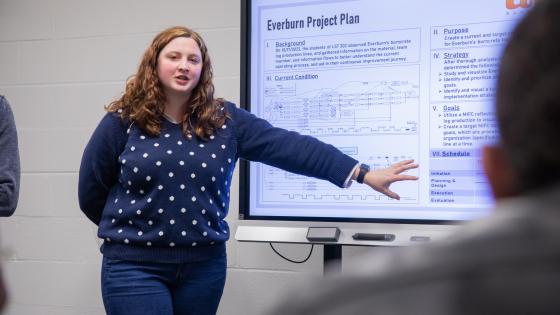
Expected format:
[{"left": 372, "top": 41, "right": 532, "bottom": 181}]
[{"left": 482, "top": 145, "right": 520, "bottom": 199}]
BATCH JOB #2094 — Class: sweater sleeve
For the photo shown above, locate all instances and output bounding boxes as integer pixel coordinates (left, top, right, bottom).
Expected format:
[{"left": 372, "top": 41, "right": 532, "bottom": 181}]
[
  {"left": 228, "top": 102, "right": 358, "bottom": 188},
  {"left": 78, "top": 113, "right": 128, "bottom": 225},
  {"left": 0, "top": 96, "right": 20, "bottom": 217}
]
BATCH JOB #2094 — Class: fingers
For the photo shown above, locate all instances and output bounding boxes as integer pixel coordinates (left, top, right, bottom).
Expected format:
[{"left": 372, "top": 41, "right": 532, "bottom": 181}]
[
  {"left": 381, "top": 188, "right": 400, "bottom": 200},
  {"left": 393, "top": 159, "right": 415, "bottom": 167},
  {"left": 392, "top": 160, "right": 418, "bottom": 174},
  {"left": 396, "top": 164, "right": 418, "bottom": 173},
  {"left": 394, "top": 174, "right": 419, "bottom": 181},
  {"left": 384, "top": 174, "right": 418, "bottom": 187},
  {"left": 366, "top": 159, "right": 419, "bottom": 199}
]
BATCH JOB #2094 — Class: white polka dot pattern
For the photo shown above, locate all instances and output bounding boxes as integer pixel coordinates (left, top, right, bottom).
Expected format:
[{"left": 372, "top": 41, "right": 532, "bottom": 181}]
[{"left": 103, "top": 113, "right": 236, "bottom": 251}]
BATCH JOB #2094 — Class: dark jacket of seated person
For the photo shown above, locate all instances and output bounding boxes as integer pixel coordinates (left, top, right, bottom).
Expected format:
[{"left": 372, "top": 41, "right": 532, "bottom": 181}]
[{"left": 0, "top": 95, "right": 19, "bottom": 217}]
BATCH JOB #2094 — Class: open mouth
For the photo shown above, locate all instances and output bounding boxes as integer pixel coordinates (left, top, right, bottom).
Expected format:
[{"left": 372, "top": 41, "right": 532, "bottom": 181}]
[{"left": 174, "top": 75, "right": 190, "bottom": 85}]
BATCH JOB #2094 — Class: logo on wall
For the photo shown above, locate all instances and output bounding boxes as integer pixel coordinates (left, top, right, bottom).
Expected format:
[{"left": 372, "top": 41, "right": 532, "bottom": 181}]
[{"left": 506, "top": 0, "right": 534, "bottom": 9}]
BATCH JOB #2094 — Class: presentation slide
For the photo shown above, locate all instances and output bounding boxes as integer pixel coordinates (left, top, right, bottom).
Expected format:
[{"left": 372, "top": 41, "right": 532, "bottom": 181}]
[{"left": 245, "top": 0, "right": 529, "bottom": 222}]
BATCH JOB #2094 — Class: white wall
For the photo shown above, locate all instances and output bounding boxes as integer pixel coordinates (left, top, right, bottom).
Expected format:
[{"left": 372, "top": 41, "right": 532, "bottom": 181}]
[{"left": 0, "top": 0, "right": 352, "bottom": 314}]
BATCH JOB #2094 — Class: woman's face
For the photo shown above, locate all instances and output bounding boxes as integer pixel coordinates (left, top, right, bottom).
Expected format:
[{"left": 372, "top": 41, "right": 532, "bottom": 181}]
[{"left": 157, "top": 36, "right": 203, "bottom": 100}]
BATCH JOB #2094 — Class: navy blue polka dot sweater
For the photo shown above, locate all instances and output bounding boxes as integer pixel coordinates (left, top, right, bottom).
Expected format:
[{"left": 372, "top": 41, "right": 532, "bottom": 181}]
[{"left": 79, "top": 102, "right": 358, "bottom": 263}]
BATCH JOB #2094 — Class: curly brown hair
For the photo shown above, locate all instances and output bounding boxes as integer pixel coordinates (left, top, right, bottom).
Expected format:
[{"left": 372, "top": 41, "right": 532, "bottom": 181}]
[{"left": 107, "top": 26, "right": 227, "bottom": 140}]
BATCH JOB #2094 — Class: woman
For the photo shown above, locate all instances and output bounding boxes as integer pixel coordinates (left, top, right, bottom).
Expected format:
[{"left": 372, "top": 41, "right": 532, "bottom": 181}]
[{"left": 78, "top": 26, "right": 417, "bottom": 315}]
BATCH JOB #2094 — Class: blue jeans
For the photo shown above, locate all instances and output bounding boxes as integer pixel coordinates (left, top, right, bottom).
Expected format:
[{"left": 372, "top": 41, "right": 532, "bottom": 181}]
[{"left": 101, "top": 255, "right": 227, "bottom": 315}]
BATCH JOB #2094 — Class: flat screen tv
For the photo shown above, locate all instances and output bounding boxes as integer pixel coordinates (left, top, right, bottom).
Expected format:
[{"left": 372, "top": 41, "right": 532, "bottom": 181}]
[{"left": 239, "top": 0, "right": 530, "bottom": 224}]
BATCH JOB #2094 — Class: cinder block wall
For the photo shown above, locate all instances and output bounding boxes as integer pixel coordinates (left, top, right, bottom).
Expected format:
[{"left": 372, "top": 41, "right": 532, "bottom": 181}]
[{"left": 0, "top": 0, "right": 336, "bottom": 314}]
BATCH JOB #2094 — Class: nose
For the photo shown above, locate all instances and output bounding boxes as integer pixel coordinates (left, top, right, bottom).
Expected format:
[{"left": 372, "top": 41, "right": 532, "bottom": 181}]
[{"left": 178, "top": 58, "right": 189, "bottom": 71}]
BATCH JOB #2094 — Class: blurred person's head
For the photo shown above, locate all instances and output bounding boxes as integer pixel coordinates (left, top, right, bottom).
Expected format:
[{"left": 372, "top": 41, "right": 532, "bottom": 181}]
[{"left": 483, "top": 0, "right": 560, "bottom": 198}]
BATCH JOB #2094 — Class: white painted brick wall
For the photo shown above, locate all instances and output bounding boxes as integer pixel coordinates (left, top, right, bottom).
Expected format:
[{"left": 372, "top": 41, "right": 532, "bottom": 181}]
[{"left": 0, "top": 0, "right": 345, "bottom": 314}]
